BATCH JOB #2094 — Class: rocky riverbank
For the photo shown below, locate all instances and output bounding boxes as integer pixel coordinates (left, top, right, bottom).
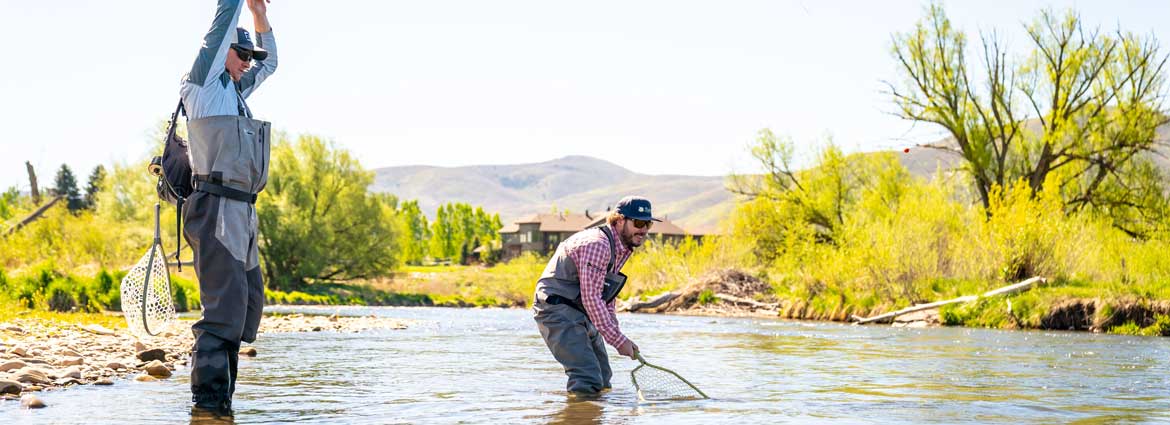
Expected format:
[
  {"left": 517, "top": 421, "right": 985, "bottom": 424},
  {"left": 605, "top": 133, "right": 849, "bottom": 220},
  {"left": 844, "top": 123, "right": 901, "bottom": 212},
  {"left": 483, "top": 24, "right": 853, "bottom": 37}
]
[{"left": 0, "top": 313, "right": 409, "bottom": 408}]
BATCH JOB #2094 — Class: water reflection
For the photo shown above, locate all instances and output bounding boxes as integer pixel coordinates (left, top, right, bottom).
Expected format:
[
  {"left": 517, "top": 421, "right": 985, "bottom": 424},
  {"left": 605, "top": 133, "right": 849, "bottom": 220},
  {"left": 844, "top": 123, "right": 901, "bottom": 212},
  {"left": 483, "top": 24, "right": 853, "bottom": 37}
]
[{"left": 546, "top": 397, "right": 604, "bottom": 425}]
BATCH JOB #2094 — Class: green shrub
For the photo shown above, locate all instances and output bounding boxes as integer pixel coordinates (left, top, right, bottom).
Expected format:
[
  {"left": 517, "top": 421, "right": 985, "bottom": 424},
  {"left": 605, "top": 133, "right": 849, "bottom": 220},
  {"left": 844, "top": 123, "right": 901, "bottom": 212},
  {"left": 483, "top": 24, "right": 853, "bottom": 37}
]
[{"left": 47, "top": 280, "right": 78, "bottom": 312}]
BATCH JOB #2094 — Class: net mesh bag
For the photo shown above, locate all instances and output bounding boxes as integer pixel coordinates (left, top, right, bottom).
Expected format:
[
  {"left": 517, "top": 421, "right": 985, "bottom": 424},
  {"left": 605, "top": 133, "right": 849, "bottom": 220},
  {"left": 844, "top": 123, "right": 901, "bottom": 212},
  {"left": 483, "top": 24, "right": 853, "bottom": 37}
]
[
  {"left": 630, "top": 353, "right": 708, "bottom": 401},
  {"left": 120, "top": 205, "right": 177, "bottom": 338}
]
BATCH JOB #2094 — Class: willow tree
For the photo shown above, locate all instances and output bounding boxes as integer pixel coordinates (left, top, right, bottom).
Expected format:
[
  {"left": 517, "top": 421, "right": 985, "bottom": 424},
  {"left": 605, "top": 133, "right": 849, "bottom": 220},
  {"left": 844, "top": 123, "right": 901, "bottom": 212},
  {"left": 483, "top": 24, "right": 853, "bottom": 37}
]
[
  {"left": 888, "top": 5, "right": 1169, "bottom": 237},
  {"left": 258, "top": 134, "right": 404, "bottom": 290}
]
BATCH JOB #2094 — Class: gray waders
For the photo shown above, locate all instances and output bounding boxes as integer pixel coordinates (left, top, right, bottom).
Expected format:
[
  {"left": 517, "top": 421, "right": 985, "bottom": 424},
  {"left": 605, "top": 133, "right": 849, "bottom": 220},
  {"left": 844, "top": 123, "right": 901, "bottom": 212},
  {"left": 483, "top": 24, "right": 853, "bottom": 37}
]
[
  {"left": 533, "top": 227, "right": 623, "bottom": 394},
  {"left": 183, "top": 114, "right": 270, "bottom": 409}
]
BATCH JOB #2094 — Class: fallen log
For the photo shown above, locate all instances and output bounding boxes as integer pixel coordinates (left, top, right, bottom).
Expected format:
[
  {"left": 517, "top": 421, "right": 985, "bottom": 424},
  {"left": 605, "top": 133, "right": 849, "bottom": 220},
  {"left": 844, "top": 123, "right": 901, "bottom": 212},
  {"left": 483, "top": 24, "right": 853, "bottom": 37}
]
[
  {"left": 851, "top": 276, "right": 1046, "bottom": 325},
  {"left": 3, "top": 196, "right": 62, "bottom": 238},
  {"left": 621, "top": 292, "right": 679, "bottom": 312},
  {"left": 715, "top": 293, "right": 779, "bottom": 310}
]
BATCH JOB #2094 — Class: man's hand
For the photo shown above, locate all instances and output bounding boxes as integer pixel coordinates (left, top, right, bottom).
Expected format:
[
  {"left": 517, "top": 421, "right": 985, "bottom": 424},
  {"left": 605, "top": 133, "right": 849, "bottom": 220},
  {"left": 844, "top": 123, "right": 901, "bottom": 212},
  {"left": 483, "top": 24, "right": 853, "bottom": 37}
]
[
  {"left": 617, "top": 340, "right": 639, "bottom": 359},
  {"left": 247, "top": 0, "right": 269, "bottom": 15},
  {"left": 248, "top": 0, "right": 271, "bottom": 33}
]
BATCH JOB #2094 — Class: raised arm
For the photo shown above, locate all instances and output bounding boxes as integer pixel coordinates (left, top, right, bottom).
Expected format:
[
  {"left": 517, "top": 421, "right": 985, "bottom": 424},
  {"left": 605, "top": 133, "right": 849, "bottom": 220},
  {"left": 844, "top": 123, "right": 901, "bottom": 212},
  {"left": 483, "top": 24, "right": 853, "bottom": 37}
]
[
  {"left": 239, "top": 0, "right": 277, "bottom": 98},
  {"left": 187, "top": 0, "right": 244, "bottom": 87}
]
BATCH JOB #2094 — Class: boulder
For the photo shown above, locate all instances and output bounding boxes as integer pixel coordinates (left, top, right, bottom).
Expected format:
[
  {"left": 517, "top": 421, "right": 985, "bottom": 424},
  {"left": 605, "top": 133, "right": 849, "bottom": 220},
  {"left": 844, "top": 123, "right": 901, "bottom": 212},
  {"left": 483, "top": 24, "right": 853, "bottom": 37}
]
[
  {"left": 143, "top": 360, "right": 172, "bottom": 378},
  {"left": 0, "top": 360, "right": 27, "bottom": 372},
  {"left": 239, "top": 347, "right": 258, "bottom": 357},
  {"left": 0, "top": 379, "right": 20, "bottom": 395},
  {"left": 11, "top": 369, "right": 50, "bottom": 385},
  {"left": 61, "top": 366, "right": 82, "bottom": 379},
  {"left": 57, "top": 356, "right": 85, "bottom": 366},
  {"left": 20, "top": 394, "right": 46, "bottom": 409},
  {"left": 136, "top": 348, "right": 166, "bottom": 363},
  {"left": 105, "top": 361, "right": 128, "bottom": 370},
  {"left": 95, "top": 378, "right": 114, "bottom": 386}
]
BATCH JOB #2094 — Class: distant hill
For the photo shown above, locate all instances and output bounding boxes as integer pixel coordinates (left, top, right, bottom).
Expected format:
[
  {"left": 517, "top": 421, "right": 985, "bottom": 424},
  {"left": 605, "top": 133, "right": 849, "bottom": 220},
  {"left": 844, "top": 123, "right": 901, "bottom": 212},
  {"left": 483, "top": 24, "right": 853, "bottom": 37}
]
[
  {"left": 371, "top": 156, "right": 735, "bottom": 234},
  {"left": 371, "top": 125, "right": 1168, "bottom": 234},
  {"left": 896, "top": 123, "right": 1170, "bottom": 178}
]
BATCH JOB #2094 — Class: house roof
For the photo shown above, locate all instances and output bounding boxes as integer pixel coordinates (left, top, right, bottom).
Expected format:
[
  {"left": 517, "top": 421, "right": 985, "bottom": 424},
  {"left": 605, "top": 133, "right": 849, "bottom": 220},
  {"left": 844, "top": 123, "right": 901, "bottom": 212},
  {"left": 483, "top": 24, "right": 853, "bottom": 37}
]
[{"left": 499, "top": 213, "right": 595, "bottom": 234}]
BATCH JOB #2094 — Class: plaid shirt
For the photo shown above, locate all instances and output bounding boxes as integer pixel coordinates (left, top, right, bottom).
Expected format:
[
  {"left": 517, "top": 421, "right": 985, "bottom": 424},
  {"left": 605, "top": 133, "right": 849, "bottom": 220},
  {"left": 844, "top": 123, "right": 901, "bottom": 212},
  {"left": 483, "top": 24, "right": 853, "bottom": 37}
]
[{"left": 564, "top": 224, "right": 632, "bottom": 348}]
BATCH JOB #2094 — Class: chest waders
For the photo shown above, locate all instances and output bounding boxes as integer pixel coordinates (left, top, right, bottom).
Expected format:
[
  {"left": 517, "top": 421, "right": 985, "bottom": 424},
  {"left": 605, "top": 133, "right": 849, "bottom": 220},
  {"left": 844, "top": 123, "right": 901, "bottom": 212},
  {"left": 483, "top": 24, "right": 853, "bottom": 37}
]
[
  {"left": 534, "top": 226, "right": 628, "bottom": 313},
  {"left": 185, "top": 113, "right": 271, "bottom": 411},
  {"left": 532, "top": 226, "right": 629, "bottom": 394}
]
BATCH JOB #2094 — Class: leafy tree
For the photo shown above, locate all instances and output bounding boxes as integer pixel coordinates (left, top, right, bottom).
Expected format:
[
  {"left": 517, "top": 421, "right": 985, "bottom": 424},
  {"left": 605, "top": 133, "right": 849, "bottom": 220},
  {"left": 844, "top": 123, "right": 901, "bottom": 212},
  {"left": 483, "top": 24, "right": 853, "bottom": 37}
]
[
  {"left": 83, "top": 165, "right": 106, "bottom": 210},
  {"left": 398, "top": 200, "right": 431, "bottom": 265},
  {"left": 258, "top": 134, "right": 403, "bottom": 290},
  {"left": 53, "top": 164, "right": 84, "bottom": 213},
  {"left": 888, "top": 4, "right": 1170, "bottom": 236},
  {"left": 730, "top": 130, "right": 913, "bottom": 247},
  {"left": 427, "top": 202, "right": 503, "bottom": 264}
]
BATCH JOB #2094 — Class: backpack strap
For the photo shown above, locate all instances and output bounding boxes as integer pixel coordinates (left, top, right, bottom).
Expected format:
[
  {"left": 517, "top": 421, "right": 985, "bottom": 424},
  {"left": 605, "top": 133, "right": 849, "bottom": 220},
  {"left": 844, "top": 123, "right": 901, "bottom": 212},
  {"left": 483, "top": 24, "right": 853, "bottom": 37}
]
[{"left": 170, "top": 98, "right": 185, "bottom": 271}]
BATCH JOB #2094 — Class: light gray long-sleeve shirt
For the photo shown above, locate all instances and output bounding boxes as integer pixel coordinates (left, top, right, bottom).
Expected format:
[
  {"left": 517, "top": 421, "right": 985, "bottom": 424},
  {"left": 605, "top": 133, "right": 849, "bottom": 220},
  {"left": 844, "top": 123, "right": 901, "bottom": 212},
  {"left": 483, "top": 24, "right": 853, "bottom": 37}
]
[{"left": 180, "top": 0, "right": 277, "bottom": 120}]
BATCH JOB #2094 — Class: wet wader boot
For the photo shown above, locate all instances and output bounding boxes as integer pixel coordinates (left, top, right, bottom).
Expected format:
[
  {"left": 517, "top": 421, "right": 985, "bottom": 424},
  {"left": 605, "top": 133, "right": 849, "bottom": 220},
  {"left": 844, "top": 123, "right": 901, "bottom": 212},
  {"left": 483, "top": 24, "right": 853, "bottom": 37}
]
[{"left": 184, "top": 113, "right": 270, "bottom": 409}]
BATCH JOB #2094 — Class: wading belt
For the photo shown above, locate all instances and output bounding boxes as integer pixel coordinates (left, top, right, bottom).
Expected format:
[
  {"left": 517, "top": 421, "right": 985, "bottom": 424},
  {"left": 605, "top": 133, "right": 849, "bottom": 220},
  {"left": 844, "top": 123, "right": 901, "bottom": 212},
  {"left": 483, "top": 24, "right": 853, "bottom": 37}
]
[{"left": 193, "top": 176, "right": 257, "bottom": 204}]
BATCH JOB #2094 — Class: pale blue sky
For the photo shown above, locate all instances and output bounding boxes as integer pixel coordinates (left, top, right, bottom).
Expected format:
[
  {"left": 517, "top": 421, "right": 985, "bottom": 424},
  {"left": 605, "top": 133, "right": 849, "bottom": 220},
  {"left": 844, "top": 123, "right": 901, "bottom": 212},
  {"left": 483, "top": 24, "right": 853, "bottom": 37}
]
[{"left": 2, "top": 1, "right": 1167, "bottom": 190}]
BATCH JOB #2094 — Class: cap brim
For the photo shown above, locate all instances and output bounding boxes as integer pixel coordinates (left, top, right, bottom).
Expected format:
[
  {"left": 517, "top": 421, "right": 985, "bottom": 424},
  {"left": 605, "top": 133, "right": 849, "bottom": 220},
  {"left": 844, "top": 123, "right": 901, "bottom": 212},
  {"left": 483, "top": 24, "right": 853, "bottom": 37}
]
[{"left": 251, "top": 49, "right": 268, "bottom": 61}]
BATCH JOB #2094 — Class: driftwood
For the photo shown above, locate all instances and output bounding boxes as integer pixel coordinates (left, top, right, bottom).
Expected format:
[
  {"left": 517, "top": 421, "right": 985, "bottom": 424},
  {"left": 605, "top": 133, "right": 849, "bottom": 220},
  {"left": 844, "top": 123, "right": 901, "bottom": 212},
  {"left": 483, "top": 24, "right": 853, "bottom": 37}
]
[
  {"left": 3, "top": 196, "right": 62, "bottom": 237},
  {"left": 620, "top": 292, "right": 679, "bottom": 312},
  {"left": 715, "top": 293, "right": 779, "bottom": 310},
  {"left": 851, "top": 276, "right": 1046, "bottom": 325}
]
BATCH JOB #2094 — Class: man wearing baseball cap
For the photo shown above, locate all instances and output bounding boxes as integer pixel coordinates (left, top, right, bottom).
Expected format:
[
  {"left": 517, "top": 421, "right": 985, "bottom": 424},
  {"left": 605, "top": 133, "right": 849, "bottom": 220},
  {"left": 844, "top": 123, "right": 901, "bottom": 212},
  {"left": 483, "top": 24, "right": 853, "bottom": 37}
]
[
  {"left": 533, "top": 196, "right": 661, "bottom": 395},
  {"left": 179, "top": 0, "right": 278, "bottom": 416}
]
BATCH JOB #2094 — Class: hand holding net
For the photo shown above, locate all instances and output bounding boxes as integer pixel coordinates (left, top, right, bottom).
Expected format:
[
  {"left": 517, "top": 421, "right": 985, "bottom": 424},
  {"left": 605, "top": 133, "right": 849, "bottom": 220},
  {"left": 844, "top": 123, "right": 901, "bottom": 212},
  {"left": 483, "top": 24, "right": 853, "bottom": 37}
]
[
  {"left": 630, "top": 352, "right": 708, "bottom": 401},
  {"left": 120, "top": 204, "right": 178, "bottom": 339}
]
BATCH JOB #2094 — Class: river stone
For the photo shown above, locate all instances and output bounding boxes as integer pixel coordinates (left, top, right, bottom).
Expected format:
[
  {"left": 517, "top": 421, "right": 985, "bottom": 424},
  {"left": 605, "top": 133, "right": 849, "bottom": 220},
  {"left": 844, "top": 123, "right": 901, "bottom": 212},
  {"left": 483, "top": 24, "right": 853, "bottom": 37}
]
[
  {"left": 21, "top": 394, "right": 46, "bottom": 409},
  {"left": 0, "top": 379, "right": 20, "bottom": 395},
  {"left": 239, "top": 347, "right": 257, "bottom": 357},
  {"left": 57, "top": 356, "right": 84, "bottom": 366},
  {"left": 105, "top": 361, "right": 128, "bottom": 370},
  {"left": 134, "top": 374, "right": 156, "bottom": 382},
  {"left": 94, "top": 378, "right": 113, "bottom": 386},
  {"left": 134, "top": 341, "right": 147, "bottom": 352},
  {"left": 57, "top": 348, "right": 82, "bottom": 357},
  {"left": 80, "top": 324, "right": 116, "bottom": 336},
  {"left": 0, "top": 360, "right": 27, "bottom": 372},
  {"left": 137, "top": 349, "right": 166, "bottom": 363},
  {"left": 7, "top": 347, "right": 27, "bottom": 357},
  {"left": 143, "top": 360, "right": 171, "bottom": 378},
  {"left": 12, "top": 369, "right": 50, "bottom": 385},
  {"left": 61, "top": 366, "right": 82, "bottom": 379},
  {"left": 3, "top": 325, "right": 23, "bottom": 334}
]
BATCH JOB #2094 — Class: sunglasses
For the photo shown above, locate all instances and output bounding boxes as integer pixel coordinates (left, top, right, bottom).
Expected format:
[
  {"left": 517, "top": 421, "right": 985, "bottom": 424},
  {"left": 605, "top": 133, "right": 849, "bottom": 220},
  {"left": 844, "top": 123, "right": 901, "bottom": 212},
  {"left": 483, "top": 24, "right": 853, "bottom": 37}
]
[
  {"left": 232, "top": 46, "right": 254, "bottom": 62},
  {"left": 630, "top": 219, "right": 653, "bottom": 229}
]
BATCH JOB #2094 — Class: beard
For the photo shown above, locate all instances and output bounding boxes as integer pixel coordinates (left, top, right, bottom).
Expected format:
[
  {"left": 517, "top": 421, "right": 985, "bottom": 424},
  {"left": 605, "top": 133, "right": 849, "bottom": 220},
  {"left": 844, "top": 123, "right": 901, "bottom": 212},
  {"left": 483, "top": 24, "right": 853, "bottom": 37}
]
[{"left": 619, "top": 225, "right": 646, "bottom": 248}]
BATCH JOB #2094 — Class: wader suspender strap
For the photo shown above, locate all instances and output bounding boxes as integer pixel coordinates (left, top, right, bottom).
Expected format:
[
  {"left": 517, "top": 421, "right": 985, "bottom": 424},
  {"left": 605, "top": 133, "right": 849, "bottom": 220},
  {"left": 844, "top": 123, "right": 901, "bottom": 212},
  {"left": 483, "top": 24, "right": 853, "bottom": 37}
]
[
  {"left": 235, "top": 84, "right": 252, "bottom": 118},
  {"left": 555, "top": 227, "right": 620, "bottom": 315},
  {"left": 599, "top": 226, "right": 617, "bottom": 274}
]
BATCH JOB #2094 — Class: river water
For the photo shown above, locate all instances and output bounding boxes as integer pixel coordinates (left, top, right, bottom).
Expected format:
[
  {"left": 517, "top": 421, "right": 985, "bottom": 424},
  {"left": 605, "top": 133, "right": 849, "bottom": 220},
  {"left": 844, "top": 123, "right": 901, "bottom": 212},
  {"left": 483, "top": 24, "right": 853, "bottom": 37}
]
[{"left": 3, "top": 306, "right": 1169, "bottom": 424}]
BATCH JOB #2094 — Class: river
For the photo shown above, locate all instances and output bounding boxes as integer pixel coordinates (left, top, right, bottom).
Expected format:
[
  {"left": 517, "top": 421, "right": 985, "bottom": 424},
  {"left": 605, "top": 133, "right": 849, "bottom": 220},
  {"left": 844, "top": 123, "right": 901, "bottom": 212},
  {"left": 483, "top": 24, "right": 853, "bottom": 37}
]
[{"left": 3, "top": 306, "right": 1169, "bottom": 424}]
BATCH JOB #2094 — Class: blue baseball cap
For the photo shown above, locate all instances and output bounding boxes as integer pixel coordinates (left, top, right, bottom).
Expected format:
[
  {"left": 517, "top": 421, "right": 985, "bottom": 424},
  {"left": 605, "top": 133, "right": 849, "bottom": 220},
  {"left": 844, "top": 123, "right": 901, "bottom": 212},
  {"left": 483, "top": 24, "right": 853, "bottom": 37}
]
[
  {"left": 233, "top": 27, "right": 268, "bottom": 61},
  {"left": 615, "top": 196, "right": 662, "bottom": 222}
]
